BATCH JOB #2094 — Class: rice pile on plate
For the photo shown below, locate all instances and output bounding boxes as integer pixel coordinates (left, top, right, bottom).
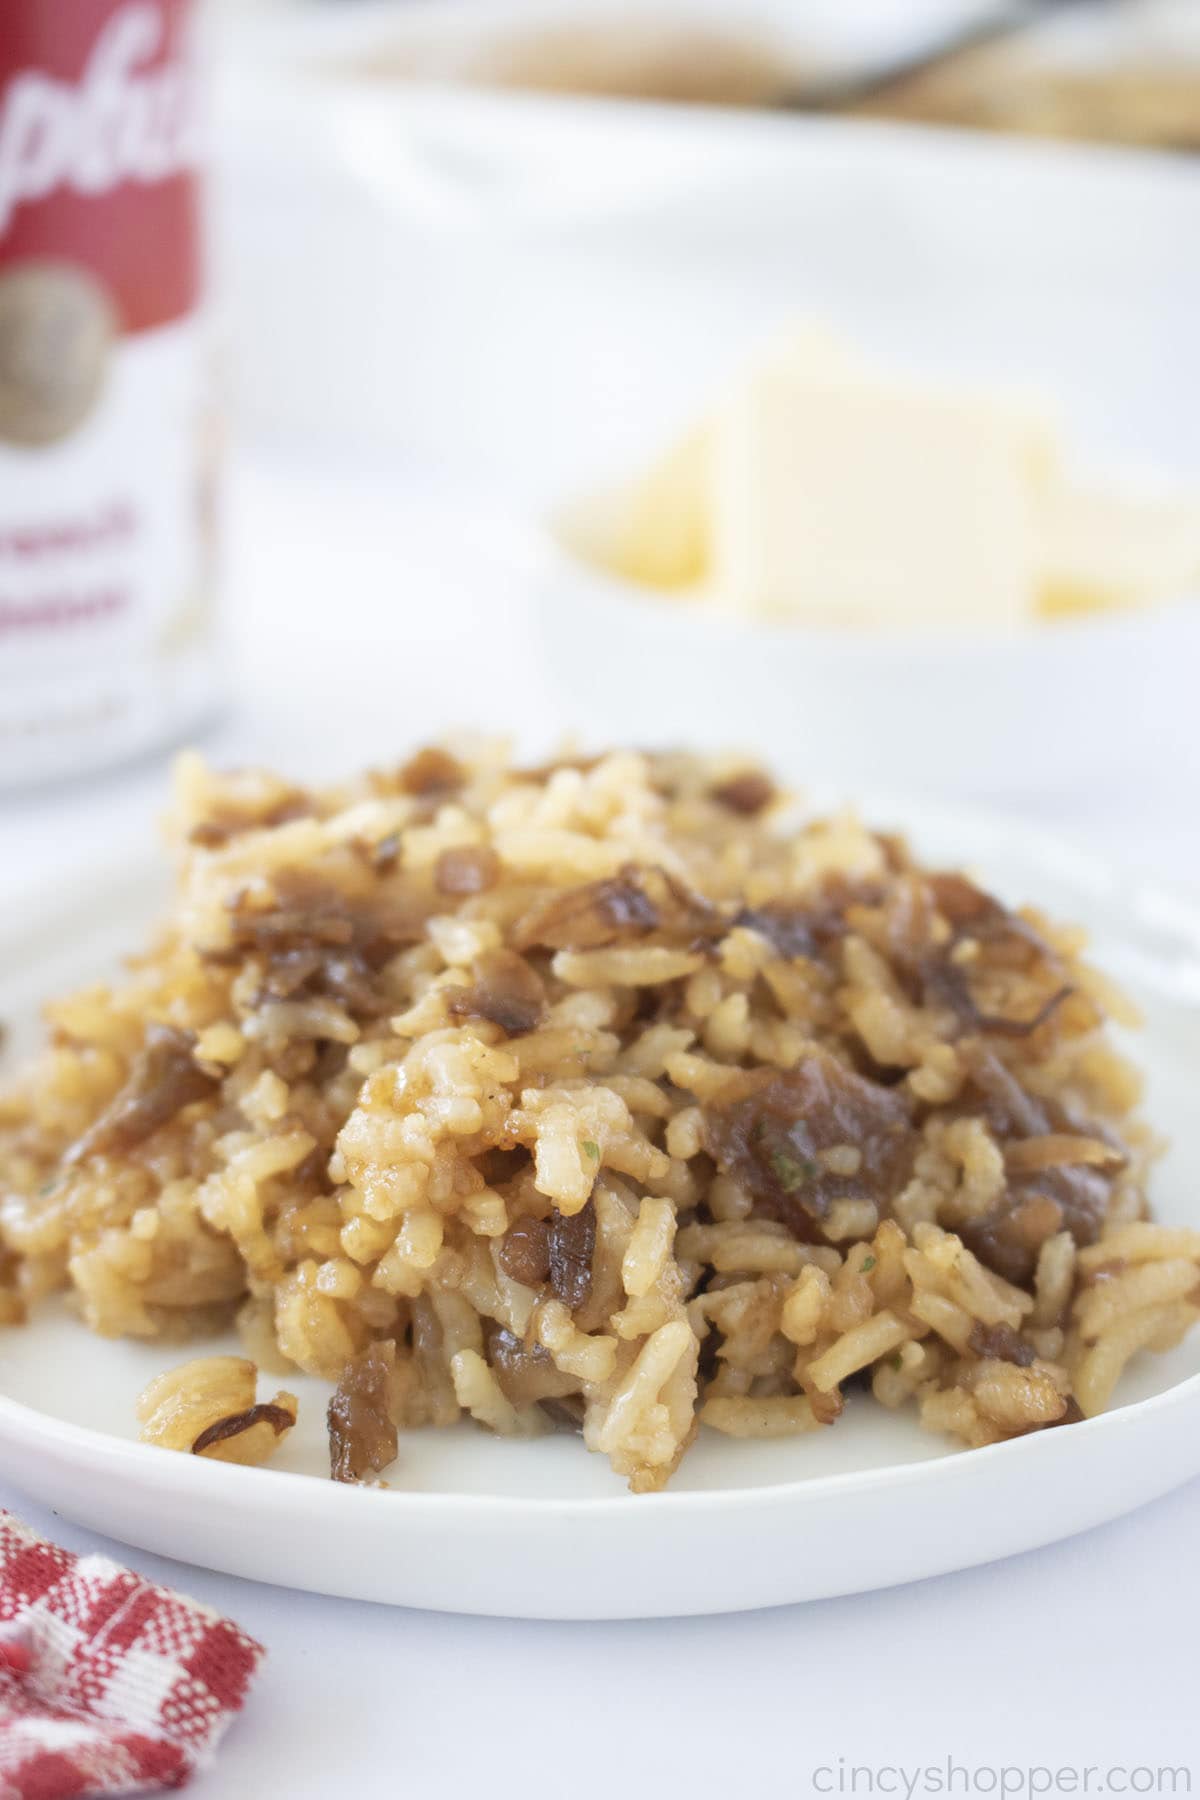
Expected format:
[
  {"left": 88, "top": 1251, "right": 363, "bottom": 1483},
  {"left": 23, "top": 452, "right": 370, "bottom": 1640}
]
[{"left": 2, "top": 745, "right": 1198, "bottom": 1492}]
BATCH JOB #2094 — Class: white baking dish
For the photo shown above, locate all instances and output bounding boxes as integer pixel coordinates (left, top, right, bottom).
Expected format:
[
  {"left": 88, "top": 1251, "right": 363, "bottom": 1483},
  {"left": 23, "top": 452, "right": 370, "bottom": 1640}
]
[{"left": 212, "top": 11, "right": 1200, "bottom": 503}]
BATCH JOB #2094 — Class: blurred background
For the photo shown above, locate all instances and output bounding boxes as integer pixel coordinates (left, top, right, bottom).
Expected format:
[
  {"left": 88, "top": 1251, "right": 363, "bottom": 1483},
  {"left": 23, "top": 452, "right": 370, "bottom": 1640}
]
[
  {"left": 3, "top": 0, "right": 1199, "bottom": 896},
  {"left": 215, "top": 0, "right": 1200, "bottom": 482}
]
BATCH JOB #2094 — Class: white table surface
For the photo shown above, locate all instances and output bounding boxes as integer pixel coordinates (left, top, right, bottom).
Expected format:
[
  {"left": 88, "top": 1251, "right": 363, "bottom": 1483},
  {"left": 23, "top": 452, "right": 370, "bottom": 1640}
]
[{"left": 2, "top": 451, "right": 1197, "bottom": 1796}]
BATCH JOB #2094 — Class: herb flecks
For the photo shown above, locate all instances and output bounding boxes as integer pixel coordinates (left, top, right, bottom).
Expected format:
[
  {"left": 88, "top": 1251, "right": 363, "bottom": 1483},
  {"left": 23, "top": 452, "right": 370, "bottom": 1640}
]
[{"left": 767, "top": 1148, "right": 817, "bottom": 1194}]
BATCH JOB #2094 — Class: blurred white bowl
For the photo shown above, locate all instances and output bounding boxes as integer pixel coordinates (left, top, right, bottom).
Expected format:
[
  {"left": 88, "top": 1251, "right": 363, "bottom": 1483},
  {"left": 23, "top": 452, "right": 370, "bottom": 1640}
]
[{"left": 533, "top": 520, "right": 1200, "bottom": 805}]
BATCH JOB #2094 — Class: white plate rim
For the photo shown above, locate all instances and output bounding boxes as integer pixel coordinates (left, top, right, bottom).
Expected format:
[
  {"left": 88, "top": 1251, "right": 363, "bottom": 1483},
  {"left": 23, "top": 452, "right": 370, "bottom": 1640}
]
[{"left": 0, "top": 1335, "right": 1198, "bottom": 1522}]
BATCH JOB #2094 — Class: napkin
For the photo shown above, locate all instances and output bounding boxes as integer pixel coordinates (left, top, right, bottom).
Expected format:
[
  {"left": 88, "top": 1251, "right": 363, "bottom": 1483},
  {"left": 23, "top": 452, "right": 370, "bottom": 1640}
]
[{"left": 0, "top": 1511, "right": 263, "bottom": 1798}]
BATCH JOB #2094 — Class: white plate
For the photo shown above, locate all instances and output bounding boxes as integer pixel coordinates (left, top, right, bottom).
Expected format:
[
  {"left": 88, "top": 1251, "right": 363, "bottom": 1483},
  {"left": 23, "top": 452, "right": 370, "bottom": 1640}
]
[{"left": 2, "top": 797, "right": 1200, "bottom": 1619}]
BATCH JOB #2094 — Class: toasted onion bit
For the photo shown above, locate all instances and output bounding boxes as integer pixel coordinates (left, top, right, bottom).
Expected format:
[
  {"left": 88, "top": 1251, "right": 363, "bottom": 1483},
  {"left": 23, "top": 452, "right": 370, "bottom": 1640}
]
[{"left": 136, "top": 1356, "right": 297, "bottom": 1466}]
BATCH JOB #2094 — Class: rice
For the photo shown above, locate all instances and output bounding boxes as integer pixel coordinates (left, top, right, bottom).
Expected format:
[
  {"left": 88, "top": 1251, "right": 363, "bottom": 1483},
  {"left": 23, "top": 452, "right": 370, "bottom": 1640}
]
[{"left": 1, "top": 741, "right": 1197, "bottom": 1492}]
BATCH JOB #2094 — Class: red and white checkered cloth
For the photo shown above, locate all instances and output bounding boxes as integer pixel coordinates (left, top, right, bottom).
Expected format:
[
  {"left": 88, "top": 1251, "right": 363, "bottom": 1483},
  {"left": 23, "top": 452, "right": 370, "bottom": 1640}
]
[{"left": 0, "top": 1511, "right": 264, "bottom": 1798}]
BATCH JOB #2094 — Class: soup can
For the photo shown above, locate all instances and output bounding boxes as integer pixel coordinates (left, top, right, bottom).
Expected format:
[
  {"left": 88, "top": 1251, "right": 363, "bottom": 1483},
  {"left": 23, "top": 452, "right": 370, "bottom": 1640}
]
[{"left": 0, "top": 0, "right": 221, "bottom": 787}]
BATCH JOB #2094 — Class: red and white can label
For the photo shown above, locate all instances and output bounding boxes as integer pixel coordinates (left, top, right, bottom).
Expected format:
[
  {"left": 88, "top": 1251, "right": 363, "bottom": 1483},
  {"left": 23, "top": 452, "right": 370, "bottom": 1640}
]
[{"left": 0, "top": 0, "right": 219, "bottom": 784}]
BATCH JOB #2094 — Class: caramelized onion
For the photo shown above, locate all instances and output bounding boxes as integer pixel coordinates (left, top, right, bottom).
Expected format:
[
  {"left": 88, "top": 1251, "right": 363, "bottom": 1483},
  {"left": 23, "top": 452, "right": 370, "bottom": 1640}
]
[
  {"left": 192, "top": 1401, "right": 297, "bottom": 1456},
  {"left": 957, "top": 1048, "right": 1122, "bottom": 1283},
  {"left": 703, "top": 1049, "right": 915, "bottom": 1240},
  {"left": 548, "top": 1199, "right": 596, "bottom": 1310},
  {"left": 489, "top": 1327, "right": 580, "bottom": 1407},
  {"left": 328, "top": 1341, "right": 399, "bottom": 1483},
  {"left": 967, "top": 1322, "right": 1037, "bottom": 1368},
  {"left": 513, "top": 872, "right": 660, "bottom": 952},
  {"left": 448, "top": 948, "right": 546, "bottom": 1036},
  {"left": 709, "top": 771, "right": 775, "bottom": 816},
  {"left": 497, "top": 1217, "right": 551, "bottom": 1286},
  {"left": 397, "top": 746, "right": 464, "bottom": 797},
  {"left": 435, "top": 845, "right": 500, "bottom": 896},
  {"left": 65, "top": 1025, "right": 216, "bottom": 1164}
]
